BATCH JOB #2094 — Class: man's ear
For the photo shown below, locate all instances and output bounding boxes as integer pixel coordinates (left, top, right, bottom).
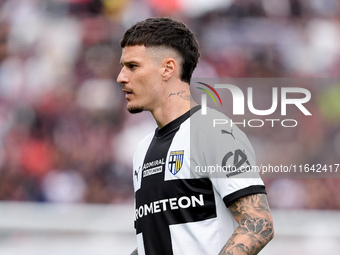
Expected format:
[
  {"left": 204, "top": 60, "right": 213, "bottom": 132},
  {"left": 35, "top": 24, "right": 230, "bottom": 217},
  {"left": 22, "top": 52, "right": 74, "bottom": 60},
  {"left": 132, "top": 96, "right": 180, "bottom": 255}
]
[{"left": 161, "top": 58, "right": 177, "bottom": 81}]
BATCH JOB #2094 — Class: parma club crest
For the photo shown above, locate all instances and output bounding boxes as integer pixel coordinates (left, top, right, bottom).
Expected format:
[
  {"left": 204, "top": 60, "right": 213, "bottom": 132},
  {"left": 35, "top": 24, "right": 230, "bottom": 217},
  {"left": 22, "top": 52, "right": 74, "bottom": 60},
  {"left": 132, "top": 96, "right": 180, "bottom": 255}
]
[{"left": 168, "top": 150, "right": 184, "bottom": 175}]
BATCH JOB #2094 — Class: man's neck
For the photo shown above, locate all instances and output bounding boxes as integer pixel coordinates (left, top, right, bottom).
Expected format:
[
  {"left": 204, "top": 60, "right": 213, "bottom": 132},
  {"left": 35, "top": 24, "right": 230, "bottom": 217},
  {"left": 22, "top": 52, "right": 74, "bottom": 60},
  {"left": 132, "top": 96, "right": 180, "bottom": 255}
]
[{"left": 151, "top": 83, "right": 197, "bottom": 129}]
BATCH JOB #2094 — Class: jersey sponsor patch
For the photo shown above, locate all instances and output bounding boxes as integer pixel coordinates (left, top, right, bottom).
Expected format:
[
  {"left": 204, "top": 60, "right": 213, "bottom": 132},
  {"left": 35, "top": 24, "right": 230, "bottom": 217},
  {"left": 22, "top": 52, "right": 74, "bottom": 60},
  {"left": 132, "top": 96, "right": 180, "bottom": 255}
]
[
  {"left": 143, "top": 166, "right": 162, "bottom": 177},
  {"left": 168, "top": 150, "right": 184, "bottom": 175}
]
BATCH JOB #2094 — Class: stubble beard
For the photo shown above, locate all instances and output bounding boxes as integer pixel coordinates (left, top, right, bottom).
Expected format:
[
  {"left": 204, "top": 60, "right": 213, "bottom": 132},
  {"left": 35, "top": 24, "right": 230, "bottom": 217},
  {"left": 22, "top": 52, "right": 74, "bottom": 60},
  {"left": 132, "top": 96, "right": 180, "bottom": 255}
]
[{"left": 127, "top": 105, "right": 144, "bottom": 114}]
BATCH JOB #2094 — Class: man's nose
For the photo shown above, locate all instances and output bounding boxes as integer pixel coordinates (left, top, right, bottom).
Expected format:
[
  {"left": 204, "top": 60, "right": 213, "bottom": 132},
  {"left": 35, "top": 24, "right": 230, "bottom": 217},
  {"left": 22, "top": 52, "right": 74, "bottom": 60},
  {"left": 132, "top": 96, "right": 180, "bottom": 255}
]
[{"left": 117, "top": 67, "right": 128, "bottom": 84}]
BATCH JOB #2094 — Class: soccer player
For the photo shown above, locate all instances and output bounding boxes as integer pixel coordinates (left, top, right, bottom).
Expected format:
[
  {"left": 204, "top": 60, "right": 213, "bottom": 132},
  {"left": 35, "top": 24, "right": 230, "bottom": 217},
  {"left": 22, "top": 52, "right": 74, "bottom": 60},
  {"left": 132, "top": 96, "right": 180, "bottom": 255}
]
[{"left": 117, "top": 17, "right": 274, "bottom": 255}]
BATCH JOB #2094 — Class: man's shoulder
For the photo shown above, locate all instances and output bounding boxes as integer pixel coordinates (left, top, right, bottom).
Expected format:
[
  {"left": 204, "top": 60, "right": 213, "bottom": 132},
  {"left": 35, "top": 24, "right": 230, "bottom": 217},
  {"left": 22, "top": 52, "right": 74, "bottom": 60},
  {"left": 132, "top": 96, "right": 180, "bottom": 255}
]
[
  {"left": 190, "top": 107, "right": 254, "bottom": 152},
  {"left": 190, "top": 107, "right": 234, "bottom": 136}
]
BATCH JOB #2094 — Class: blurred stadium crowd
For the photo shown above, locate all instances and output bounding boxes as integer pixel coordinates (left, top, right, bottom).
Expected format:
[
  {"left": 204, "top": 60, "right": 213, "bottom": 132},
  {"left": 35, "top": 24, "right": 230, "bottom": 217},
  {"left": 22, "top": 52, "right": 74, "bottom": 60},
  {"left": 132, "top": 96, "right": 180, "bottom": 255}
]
[{"left": 0, "top": 0, "right": 340, "bottom": 209}]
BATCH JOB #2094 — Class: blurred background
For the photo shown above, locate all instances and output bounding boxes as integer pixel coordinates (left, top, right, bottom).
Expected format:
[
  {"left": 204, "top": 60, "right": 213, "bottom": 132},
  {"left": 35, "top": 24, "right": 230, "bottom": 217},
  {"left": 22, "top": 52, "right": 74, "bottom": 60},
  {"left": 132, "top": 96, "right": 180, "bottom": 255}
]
[{"left": 0, "top": 0, "right": 340, "bottom": 254}]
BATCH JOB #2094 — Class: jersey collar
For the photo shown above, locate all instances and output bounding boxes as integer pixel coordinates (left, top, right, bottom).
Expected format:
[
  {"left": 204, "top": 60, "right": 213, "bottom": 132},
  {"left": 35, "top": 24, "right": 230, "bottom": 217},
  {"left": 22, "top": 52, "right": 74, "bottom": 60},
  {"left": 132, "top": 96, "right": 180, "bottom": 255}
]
[{"left": 155, "top": 105, "right": 201, "bottom": 138}]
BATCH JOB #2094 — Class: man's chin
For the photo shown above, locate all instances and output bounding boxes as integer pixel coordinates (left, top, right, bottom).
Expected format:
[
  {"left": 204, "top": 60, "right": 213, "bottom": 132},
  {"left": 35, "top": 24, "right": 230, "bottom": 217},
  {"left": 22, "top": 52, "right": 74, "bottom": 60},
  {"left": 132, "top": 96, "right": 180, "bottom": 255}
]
[{"left": 127, "top": 106, "right": 144, "bottom": 114}]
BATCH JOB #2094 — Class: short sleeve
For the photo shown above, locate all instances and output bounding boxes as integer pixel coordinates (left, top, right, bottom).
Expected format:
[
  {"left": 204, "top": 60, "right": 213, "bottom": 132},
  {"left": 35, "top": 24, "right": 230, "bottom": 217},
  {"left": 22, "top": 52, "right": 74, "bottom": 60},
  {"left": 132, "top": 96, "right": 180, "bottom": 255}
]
[{"left": 191, "top": 108, "right": 266, "bottom": 207}]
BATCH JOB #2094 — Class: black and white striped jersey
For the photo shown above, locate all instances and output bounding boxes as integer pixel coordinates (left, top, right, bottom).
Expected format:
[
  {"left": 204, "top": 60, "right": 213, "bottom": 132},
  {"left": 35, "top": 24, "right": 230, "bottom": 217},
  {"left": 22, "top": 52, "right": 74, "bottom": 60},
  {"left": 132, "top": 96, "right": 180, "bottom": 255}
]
[{"left": 132, "top": 106, "right": 265, "bottom": 255}]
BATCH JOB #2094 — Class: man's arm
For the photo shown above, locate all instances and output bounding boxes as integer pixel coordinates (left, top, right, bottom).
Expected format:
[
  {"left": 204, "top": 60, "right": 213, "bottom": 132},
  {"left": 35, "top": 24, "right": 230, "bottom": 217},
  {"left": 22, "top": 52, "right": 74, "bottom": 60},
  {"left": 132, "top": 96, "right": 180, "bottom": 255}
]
[{"left": 219, "top": 193, "right": 274, "bottom": 255}]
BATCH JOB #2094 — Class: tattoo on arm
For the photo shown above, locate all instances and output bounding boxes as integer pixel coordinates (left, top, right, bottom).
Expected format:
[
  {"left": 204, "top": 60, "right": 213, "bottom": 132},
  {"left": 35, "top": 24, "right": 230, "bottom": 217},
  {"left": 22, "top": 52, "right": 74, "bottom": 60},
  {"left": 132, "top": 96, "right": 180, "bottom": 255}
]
[{"left": 219, "top": 193, "right": 274, "bottom": 255}]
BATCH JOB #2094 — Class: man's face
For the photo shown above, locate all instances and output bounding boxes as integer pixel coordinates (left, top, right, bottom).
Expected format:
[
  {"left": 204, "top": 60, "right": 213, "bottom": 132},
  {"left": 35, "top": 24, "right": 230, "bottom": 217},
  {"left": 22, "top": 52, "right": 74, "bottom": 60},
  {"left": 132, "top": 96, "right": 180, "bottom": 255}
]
[{"left": 117, "top": 45, "right": 164, "bottom": 114}]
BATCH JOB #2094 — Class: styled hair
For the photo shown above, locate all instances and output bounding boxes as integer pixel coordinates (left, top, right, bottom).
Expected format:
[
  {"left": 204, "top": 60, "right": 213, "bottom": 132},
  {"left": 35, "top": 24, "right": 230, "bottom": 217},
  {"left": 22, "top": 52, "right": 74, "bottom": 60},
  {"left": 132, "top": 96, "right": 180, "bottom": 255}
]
[{"left": 120, "top": 17, "right": 200, "bottom": 84}]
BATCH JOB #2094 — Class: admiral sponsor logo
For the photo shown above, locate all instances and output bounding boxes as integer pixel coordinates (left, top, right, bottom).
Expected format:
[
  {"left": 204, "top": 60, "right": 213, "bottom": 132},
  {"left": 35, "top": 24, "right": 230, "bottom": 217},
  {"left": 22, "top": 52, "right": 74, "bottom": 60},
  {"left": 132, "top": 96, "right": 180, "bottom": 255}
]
[
  {"left": 143, "top": 166, "right": 162, "bottom": 177},
  {"left": 142, "top": 158, "right": 165, "bottom": 170},
  {"left": 135, "top": 194, "right": 204, "bottom": 220}
]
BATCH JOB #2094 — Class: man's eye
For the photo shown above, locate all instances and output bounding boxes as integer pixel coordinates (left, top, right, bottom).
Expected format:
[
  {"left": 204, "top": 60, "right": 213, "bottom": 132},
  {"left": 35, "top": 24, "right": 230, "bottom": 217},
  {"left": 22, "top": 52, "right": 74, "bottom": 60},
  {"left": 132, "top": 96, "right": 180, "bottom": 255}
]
[{"left": 129, "top": 64, "right": 137, "bottom": 69}]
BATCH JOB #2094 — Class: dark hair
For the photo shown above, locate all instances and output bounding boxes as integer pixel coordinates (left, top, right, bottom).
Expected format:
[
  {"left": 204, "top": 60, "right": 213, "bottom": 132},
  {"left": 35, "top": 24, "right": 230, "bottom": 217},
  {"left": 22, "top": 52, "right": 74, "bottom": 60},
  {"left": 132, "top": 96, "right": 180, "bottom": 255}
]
[{"left": 120, "top": 17, "right": 200, "bottom": 84}]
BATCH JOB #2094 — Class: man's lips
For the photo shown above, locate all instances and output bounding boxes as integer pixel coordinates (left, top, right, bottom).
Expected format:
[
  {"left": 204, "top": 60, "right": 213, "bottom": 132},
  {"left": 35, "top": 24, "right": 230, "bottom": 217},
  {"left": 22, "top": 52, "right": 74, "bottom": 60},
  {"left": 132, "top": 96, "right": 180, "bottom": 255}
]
[{"left": 122, "top": 88, "right": 133, "bottom": 99}]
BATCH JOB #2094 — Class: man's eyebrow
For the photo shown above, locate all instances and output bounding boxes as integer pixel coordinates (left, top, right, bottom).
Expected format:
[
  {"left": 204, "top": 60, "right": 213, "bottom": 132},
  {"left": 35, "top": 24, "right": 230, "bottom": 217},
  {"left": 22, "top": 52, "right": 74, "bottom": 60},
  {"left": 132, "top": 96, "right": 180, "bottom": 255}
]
[{"left": 120, "top": 60, "right": 139, "bottom": 66}]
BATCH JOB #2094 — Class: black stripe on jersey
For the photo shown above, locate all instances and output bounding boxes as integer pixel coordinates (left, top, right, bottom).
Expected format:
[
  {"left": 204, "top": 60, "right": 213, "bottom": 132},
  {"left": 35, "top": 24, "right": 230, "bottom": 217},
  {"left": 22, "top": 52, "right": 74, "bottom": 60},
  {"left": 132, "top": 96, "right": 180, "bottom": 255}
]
[
  {"left": 223, "top": 185, "right": 266, "bottom": 207},
  {"left": 136, "top": 106, "right": 214, "bottom": 255}
]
